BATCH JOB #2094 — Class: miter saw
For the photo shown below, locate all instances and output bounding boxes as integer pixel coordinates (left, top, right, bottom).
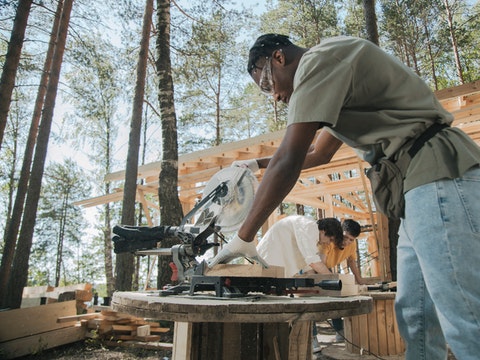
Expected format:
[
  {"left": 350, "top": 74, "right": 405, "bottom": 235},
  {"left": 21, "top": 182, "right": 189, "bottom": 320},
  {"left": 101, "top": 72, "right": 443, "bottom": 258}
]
[{"left": 112, "top": 167, "right": 342, "bottom": 297}]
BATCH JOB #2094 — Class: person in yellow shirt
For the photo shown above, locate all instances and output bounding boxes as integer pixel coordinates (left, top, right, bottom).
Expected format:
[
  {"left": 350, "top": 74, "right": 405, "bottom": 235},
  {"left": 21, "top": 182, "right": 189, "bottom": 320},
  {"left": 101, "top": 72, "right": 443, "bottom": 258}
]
[
  {"left": 319, "top": 219, "right": 364, "bottom": 285},
  {"left": 318, "top": 218, "right": 363, "bottom": 342}
]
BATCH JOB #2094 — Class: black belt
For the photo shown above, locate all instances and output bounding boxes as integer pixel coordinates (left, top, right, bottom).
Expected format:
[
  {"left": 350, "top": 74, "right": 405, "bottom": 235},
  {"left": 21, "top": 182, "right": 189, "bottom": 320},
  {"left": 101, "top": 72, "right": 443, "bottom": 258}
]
[{"left": 408, "top": 122, "right": 449, "bottom": 159}]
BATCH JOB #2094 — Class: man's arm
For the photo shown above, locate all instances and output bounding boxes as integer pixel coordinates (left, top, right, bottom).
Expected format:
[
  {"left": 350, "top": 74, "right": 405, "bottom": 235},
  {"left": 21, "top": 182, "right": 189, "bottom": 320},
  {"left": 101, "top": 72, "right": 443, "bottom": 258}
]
[
  {"left": 238, "top": 122, "right": 320, "bottom": 242},
  {"left": 347, "top": 257, "right": 365, "bottom": 285},
  {"left": 303, "top": 129, "right": 342, "bottom": 169},
  {"left": 309, "top": 261, "right": 332, "bottom": 274}
]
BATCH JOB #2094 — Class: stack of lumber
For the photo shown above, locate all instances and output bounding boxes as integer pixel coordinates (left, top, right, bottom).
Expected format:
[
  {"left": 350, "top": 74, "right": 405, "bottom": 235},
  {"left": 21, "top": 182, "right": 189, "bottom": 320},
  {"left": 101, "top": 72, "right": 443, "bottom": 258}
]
[
  {"left": 0, "top": 300, "right": 86, "bottom": 359},
  {"left": 21, "top": 283, "right": 93, "bottom": 314},
  {"left": 0, "top": 298, "right": 173, "bottom": 359},
  {"left": 66, "top": 309, "right": 173, "bottom": 349}
]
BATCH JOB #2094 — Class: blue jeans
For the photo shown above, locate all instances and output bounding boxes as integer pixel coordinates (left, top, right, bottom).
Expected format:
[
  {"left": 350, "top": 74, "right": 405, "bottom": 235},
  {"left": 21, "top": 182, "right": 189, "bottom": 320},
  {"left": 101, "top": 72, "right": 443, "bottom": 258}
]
[{"left": 395, "top": 166, "right": 480, "bottom": 360}]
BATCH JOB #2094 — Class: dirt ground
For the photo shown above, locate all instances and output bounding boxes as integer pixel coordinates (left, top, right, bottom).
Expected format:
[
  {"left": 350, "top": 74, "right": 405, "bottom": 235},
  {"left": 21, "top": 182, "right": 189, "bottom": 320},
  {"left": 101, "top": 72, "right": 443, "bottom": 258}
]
[
  {"left": 14, "top": 321, "right": 458, "bottom": 360},
  {"left": 15, "top": 340, "right": 172, "bottom": 360}
]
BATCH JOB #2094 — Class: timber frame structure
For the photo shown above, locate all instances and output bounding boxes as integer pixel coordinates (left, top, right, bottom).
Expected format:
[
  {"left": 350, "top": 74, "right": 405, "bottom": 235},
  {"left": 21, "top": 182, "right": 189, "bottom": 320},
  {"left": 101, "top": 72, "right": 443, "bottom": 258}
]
[{"left": 76, "top": 80, "right": 480, "bottom": 282}]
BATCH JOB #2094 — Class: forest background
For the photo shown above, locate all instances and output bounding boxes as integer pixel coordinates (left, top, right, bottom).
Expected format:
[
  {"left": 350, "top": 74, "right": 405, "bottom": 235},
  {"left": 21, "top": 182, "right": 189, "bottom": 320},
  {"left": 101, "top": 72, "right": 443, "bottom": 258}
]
[{"left": 0, "top": 0, "right": 479, "bottom": 309}]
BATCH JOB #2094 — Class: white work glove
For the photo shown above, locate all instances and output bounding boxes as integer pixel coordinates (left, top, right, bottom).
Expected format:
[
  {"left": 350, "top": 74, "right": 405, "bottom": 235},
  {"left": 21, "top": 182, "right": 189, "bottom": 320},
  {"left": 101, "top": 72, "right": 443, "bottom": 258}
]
[
  {"left": 231, "top": 159, "right": 260, "bottom": 173},
  {"left": 207, "top": 234, "right": 269, "bottom": 268}
]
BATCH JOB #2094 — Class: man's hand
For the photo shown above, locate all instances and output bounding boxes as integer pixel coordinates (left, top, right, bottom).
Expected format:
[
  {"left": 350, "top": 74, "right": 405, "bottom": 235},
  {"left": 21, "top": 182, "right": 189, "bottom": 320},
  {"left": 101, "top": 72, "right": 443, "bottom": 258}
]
[
  {"left": 231, "top": 159, "right": 260, "bottom": 173},
  {"left": 207, "top": 234, "right": 269, "bottom": 268}
]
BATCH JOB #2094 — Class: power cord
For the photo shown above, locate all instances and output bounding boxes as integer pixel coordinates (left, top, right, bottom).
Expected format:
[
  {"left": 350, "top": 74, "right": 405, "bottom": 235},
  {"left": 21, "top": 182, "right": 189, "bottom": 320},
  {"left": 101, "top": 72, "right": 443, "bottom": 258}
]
[{"left": 321, "top": 320, "right": 388, "bottom": 360}]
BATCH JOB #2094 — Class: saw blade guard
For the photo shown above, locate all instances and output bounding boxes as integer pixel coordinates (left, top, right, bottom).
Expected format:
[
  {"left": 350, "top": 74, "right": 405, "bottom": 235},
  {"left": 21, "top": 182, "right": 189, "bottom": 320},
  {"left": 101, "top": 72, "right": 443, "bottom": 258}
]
[{"left": 198, "top": 167, "right": 258, "bottom": 233}]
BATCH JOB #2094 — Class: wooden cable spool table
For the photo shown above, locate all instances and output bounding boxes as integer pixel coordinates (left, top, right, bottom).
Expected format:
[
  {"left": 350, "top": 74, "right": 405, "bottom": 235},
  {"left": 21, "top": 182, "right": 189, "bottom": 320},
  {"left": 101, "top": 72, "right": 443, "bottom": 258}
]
[{"left": 112, "top": 291, "right": 373, "bottom": 360}]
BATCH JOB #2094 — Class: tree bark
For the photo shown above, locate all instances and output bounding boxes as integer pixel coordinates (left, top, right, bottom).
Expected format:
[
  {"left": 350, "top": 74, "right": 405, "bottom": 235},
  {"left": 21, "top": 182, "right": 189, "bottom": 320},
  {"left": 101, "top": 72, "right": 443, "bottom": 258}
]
[
  {"left": 156, "top": 0, "right": 183, "bottom": 289},
  {"left": 103, "top": 197, "right": 115, "bottom": 297},
  {"left": 424, "top": 23, "right": 439, "bottom": 90},
  {"left": 363, "top": 0, "right": 379, "bottom": 46},
  {"left": 54, "top": 191, "right": 70, "bottom": 287},
  {"left": 115, "top": 0, "right": 154, "bottom": 292},
  {"left": 0, "top": 0, "right": 33, "bottom": 150},
  {"left": 443, "top": 0, "right": 464, "bottom": 84},
  {"left": 4, "top": 0, "right": 73, "bottom": 309},
  {"left": 0, "top": 0, "right": 62, "bottom": 308}
]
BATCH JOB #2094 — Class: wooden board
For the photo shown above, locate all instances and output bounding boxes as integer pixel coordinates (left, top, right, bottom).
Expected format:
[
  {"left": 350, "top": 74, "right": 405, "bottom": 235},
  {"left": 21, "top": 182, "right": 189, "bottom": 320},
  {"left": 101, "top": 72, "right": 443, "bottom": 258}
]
[
  {"left": 22, "top": 285, "right": 55, "bottom": 298},
  {"left": 20, "top": 284, "right": 92, "bottom": 309},
  {"left": 57, "top": 312, "right": 102, "bottom": 323},
  {"left": 0, "top": 300, "right": 77, "bottom": 342},
  {"left": 0, "top": 324, "right": 86, "bottom": 359},
  {"left": 204, "top": 264, "right": 284, "bottom": 278}
]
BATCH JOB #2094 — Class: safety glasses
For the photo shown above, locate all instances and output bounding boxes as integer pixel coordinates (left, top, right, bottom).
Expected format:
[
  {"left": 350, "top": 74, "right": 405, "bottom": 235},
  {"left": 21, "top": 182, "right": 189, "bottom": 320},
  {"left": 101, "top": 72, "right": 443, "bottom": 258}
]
[{"left": 259, "top": 57, "right": 274, "bottom": 95}]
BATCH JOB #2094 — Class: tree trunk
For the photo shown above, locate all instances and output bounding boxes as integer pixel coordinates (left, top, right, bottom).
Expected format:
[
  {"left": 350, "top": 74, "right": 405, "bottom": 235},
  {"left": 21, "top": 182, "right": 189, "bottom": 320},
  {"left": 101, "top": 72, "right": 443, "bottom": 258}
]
[
  {"left": 4, "top": 0, "right": 73, "bottom": 309},
  {"left": 55, "top": 193, "right": 69, "bottom": 287},
  {"left": 103, "top": 198, "right": 115, "bottom": 297},
  {"left": 115, "top": 0, "right": 154, "bottom": 292},
  {"left": 0, "top": 0, "right": 61, "bottom": 307},
  {"left": 363, "top": 0, "right": 379, "bottom": 45},
  {"left": 443, "top": 0, "right": 464, "bottom": 84},
  {"left": 215, "top": 67, "right": 221, "bottom": 146},
  {"left": 424, "top": 23, "right": 439, "bottom": 90},
  {"left": 156, "top": 0, "right": 183, "bottom": 289},
  {"left": 0, "top": 0, "right": 33, "bottom": 150}
]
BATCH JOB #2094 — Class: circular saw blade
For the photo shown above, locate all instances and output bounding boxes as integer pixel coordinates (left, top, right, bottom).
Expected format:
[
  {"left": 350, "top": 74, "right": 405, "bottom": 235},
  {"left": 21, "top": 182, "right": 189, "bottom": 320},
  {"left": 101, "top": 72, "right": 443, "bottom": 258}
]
[{"left": 200, "top": 167, "right": 258, "bottom": 232}]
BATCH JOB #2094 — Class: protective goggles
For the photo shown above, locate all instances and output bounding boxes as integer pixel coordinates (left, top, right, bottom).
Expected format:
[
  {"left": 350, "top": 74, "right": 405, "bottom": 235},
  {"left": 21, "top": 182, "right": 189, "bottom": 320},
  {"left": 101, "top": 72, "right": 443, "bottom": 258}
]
[{"left": 259, "top": 57, "right": 274, "bottom": 95}]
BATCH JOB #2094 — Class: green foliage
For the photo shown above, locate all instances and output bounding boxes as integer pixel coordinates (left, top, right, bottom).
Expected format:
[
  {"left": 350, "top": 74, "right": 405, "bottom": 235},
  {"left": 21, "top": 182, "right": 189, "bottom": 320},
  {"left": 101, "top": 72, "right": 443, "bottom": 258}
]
[
  {"left": 61, "top": 32, "right": 123, "bottom": 186},
  {"left": 260, "top": 0, "right": 341, "bottom": 46},
  {"left": 340, "top": 0, "right": 367, "bottom": 38},
  {"left": 30, "top": 159, "right": 94, "bottom": 286},
  {"left": 461, "top": 3, "right": 480, "bottom": 82},
  {"left": 379, "top": 0, "right": 479, "bottom": 89},
  {"left": 173, "top": 0, "right": 259, "bottom": 151}
]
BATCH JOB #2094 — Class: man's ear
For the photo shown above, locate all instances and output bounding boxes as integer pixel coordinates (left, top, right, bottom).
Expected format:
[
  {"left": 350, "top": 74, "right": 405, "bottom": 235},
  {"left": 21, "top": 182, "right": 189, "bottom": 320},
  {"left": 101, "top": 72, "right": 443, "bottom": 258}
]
[{"left": 272, "top": 48, "right": 286, "bottom": 66}]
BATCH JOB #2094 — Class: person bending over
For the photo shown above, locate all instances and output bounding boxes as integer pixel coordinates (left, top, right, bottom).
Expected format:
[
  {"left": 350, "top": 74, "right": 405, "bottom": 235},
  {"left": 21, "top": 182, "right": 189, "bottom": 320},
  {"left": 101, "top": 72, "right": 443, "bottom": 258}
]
[{"left": 209, "top": 33, "right": 480, "bottom": 360}]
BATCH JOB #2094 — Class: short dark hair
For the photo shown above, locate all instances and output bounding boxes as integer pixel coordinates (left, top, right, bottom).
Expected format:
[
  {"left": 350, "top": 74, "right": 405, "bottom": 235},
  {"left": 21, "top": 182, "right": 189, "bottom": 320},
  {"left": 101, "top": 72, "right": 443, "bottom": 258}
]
[
  {"left": 247, "top": 33, "right": 293, "bottom": 74},
  {"left": 316, "top": 218, "right": 343, "bottom": 244},
  {"left": 342, "top": 219, "right": 361, "bottom": 237}
]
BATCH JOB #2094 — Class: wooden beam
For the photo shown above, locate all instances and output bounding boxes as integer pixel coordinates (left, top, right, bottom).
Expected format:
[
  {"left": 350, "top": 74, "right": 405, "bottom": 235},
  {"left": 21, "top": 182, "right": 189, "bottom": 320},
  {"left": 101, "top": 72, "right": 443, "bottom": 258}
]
[
  {"left": 0, "top": 300, "right": 77, "bottom": 342},
  {"left": 435, "top": 80, "right": 480, "bottom": 100},
  {"left": 0, "top": 324, "right": 86, "bottom": 359}
]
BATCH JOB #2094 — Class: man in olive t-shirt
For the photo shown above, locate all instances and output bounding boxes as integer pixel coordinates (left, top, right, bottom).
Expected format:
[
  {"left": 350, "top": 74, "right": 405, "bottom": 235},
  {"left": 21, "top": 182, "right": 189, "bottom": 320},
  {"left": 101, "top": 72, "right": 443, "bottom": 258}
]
[{"left": 209, "top": 34, "right": 480, "bottom": 360}]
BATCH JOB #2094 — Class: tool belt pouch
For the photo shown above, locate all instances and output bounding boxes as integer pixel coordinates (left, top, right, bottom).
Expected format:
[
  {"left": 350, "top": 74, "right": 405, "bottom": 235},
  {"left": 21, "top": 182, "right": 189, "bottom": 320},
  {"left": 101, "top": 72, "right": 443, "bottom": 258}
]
[
  {"left": 366, "top": 123, "right": 448, "bottom": 219},
  {"left": 366, "top": 158, "right": 406, "bottom": 219}
]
